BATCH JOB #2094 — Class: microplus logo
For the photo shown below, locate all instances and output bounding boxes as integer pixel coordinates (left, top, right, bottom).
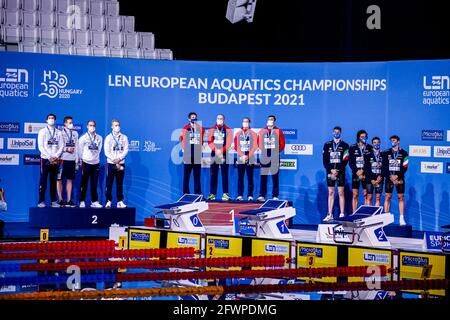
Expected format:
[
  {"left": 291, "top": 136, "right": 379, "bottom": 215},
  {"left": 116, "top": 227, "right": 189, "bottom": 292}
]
[
  {"left": 38, "top": 70, "right": 83, "bottom": 99},
  {"left": 0, "top": 122, "right": 20, "bottom": 133},
  {"left": 421, "top": 130, "right": 444, "bottom": 141},
  {"left": 422, "top": 76, "right": 450, "bottom": 106},
  {"left": 7, "top": 138, "right": 36, "bottom": 150},
  {"left": 0, "top": 68, "right": 29, "bottom": 98}
]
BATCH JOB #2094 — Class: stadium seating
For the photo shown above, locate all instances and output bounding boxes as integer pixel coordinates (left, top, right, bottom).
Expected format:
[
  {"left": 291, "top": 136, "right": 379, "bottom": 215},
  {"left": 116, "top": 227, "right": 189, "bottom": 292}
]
[{"left": 0, "top": 0, "right": 173, "bottom": 60}]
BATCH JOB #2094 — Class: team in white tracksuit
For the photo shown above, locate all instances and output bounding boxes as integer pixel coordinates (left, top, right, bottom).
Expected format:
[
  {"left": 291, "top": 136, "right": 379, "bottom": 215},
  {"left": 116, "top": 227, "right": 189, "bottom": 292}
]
[
  {"left": 37, "top": 121, "right": 64, "bottom": 204},
  {"left": 57, "top": 122, "right": 79, "bottom": 206},
  {"left": 78, "top": 128, "right": 103, "bottom": 204},
  {"left": 104, "top": 129, "right": 129, "bottom": 203}
]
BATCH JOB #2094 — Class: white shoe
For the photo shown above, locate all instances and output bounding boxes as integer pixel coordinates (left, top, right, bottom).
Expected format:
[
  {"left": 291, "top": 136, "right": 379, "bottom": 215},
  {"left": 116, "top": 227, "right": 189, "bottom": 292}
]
[
  {"left": 323, "top": 214, "right": 334, "bottom": 222},
  {"left": 399, "top": 215, "right": 406, "bottom": 226},
  {"left": 51, "top": 201, "right": 60, "bottom": 208},
  {"left": 339, "top": 213, "right": 345, "bottom": 218},
  {"left": 247, "top": 196, "right": 254, "bottom": 201},
  {"left": 117, "top": 201, "right": 127, "bottom": 208},
  {"left": 272, "top": 197, "right": 279, "bottom": 200},
  {"left": 257, "top": 196, "right": 265, "bottom": 202},
  {"left": 91, "top": 201, "right": 103, "bottom": 208},
  {"left": 105, "top": 201, "right": 112, "bottom": 208},
  {"left": 38, "top": 202, "right": 46, "bottom": 208},
  {"left": 79, "top": 201, "right": 85, "bottom": 208},
  {"left": 236, "top": 196, "right": 244, "bottom": 201}
]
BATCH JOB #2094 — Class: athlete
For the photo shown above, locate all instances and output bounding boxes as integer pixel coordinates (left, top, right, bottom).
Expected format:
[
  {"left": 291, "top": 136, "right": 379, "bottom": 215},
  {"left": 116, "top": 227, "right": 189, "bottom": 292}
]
[
  {"left": 56, "top": 116, "right": 79, "bottom": 207},
  {"left": 207, "top": 114, "right": 233, "bottom": 201},
  {"left": 382, "top": 135, "right": 409, "bottom": 226},
  {"left": 37, "top": 114, "right": 64, "bottom": 208},
  {"left": 78, "top": 120, "right": 103, "bottom": 208},
  {"left": 364, "top": 137, "right": 383, "bottom": 206},
  {"left": 180, "top": 112, "right": 205, "bottom": 195},
  {"left": 104, "top": 119, "right": 129, "bottom": 208},
  {"left": 322, "top": 126, "right": 349, "bottom": 221},
  {"left": 234, "top": 117, "right": 258, "bottom": 201},
  {"left": 257, "top": 115, "right": 285, "bottom": 202},
  {"left": 349, "top": 130, "right": 372, "bottom": 211}
]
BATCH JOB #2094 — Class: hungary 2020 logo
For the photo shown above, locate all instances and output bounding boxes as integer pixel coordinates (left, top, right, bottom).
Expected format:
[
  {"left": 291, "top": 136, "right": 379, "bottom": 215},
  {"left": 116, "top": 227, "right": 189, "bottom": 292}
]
[{"left": 38, "top": 70, "right": 83, "bottom": 99}]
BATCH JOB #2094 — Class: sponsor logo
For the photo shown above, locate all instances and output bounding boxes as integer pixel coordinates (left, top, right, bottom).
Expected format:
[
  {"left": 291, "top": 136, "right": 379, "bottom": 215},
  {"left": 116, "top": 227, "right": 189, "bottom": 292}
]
[
  {"left": 447, "top": 163, "right": 450, "bottom": 174},
  {"left": 0, "top": 138, "right": 3, "bottom": 149},
  {"left": 363, "top": 252, "right": 390, "bottom": 264},
  {"left": 422, "top": 76, "right": 450, "bottom": 106},
  {"left": 264, "top": 244, "right": 289, "bottom": 254},
  {"left": 23, "top": 154, "right": 41, "bottom": 165},
  {"left": 38, "top": 70, "right": 83, "bottom": 99},
  {"left": 299, "top": 247, "right": 323, "bottom": 258},
  {"left": 207, "top": 239, "right": 230, "bottom": 249},
  {"left": 420, "top": 161, "right": 443, "bottom": 174},
  {"left": 128, "top": 140, "right": 140, "bottom": 152},
  {"left": 143, "top": 140, "right": 162, "bottom": 152},
  {"left": 0, "top": 122, "right": 20, "bottom": 133},
  {"left": 7, "top": 138, "right": 36, "bottom": 150},
  {"left": 408, "top": 145, "right": 431, "bottom": 157},
  {"left": 0, "top": 154, "right": 20, "bottom": 165},
  {"left": 447, "top": 130, "right": 450, "bottom": 142},
  {"left": 130, "top": 232, "right": 150, "bottom": 242},
  {"left": 177, "top": 236, "right": 199, "bottom": 246},
  {"left": 280, "top": 159, "right": 297, "bottom": 170},
  {"left": 434, "top": 146, "right": 450, "bottom": 158},
  {"left": 24, "top": 122, "right": 47, "bottom": 134},
  {"left": 285, "top": 144, "right": 313, "bottom": 155},
  {"left": 0, "top": 68, "right": 30, "bottom": 98},
  {"left": 424, "top": 232, "right": 450, "bottom": 250},
  {"left": 402, "top": 255, "right": 429, "bottom": 267},
  {"left": 282, "top": 129, "right": 298, "bottom": 139},
  {"left": 421, "top": 130, "right": 444, "bottom": 141}
]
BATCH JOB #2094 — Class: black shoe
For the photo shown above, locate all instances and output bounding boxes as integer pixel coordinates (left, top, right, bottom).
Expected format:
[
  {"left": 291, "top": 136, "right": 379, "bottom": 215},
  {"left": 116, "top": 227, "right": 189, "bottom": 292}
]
[
  {"left": 58, "top": 200, "right": 65, "bottom": 207},
  {"left": 66, "top": 200, "right": 75, "bottom": 208}
]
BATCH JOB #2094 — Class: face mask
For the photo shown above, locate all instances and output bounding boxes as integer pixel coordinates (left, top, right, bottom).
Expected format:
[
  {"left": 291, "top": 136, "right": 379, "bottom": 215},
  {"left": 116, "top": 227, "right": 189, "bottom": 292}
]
[
  {"left": 190, "top": 118, "right": 197, "bottom": 124},
  {"left": 113, "top": 126, "right": 120, "bottom": 133},
  {"left": 373, "top": 143, "right": 380, "bottom": 150},
  {"left": 333, "top": 132, "right": 341, "bottom": 139},
  {"left": 66, "top": 123, "right": 73, "bottom": 130},
  {"left": 242, "top": 122, "right": 249, "bottom": 128},
  {"left": 391, "top": 141, "right": 398, "bottom": 148},
  {"left": 360, "top": 137, "right": 367, "bottom": 144},
  {"left": 216, "top": 119, "right": 223, "bottom": 126},
  {"left": 267, "top": 120, "right": 274, "bottom": 127},
  {"left": 47, "top": 119, "right": 55, "bottom": 126},
  {"left": 88, "top": 126, "right": 96, "bottom": 133}
]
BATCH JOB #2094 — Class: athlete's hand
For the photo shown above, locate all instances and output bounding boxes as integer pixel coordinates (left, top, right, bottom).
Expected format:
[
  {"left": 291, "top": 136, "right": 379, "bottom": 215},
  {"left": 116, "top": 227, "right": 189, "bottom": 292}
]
[{"left": 371, "top": 180, "right": 377, "bottom": 186}]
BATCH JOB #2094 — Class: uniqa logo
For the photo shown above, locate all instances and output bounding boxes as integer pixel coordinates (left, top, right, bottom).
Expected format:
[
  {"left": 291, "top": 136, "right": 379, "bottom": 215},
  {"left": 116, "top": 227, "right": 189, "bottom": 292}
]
[{"left": 38, "top": 70, "right": 69, "bottom": 98}]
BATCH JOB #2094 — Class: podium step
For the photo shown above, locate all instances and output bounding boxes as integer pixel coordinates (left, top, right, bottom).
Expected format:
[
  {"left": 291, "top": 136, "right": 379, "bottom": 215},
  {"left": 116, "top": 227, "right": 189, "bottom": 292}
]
[{"left": 29, "top": 207, "right": 136, "bottom": 229}]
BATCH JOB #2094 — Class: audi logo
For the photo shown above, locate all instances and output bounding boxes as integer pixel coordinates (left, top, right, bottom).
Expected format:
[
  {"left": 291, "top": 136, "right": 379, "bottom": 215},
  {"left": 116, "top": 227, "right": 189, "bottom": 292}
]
[{"left": 290, "top": 145, "right": 307, "bottom": 151}]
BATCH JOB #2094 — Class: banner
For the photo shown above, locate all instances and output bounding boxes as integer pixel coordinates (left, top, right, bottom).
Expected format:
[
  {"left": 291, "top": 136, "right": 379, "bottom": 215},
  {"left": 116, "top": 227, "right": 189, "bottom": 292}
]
[{"left": 1, "top": 51, "right": 449, "bottom": 231}]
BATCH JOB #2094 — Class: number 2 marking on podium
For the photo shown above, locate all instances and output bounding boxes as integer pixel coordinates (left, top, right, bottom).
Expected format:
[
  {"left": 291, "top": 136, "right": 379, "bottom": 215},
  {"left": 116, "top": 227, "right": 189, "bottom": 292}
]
[{"left": 91, "top": 215, "right": 98, "bottom": 224}]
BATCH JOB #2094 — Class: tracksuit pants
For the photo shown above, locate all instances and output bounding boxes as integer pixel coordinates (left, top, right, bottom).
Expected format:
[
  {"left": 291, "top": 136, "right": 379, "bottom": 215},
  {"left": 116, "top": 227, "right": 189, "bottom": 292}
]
[
  {"left": 80, "top": 162, "right": 100, "bottom": 203},
  {"left": 105, "top": 163, "right": 125, "bottom": 202},
  {"left": 210, "top": 163, "right": 229, "bottom": 195},
  {"left": 237, "top": 164, "right": 254, "bottom": 197},
  {"left": 259, "top": 162, "right": 280, "bottom": 198},
  {"left": 39, "top": 158, "right": 58, "bottom": 203},
  {"left": 183, "top": 163, "right": 202, "bottom": 194}
]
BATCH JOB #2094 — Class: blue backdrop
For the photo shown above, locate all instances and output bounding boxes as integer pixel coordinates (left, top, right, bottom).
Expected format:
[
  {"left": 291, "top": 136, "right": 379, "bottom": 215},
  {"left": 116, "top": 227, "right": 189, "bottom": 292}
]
[{"left": 0, "top": 51, "right": 449, "bottom": 231}]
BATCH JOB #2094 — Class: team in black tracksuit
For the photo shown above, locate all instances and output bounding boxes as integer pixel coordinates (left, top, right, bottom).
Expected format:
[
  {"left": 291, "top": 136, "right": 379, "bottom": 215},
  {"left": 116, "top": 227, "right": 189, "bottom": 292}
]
[
  {"left": 349, "top": 142, "right": 373, "bottom": 190},
  {"left": 322, "top": 139, "right": 350, "bottom": 187},
  {"left": 381, "top": 147, "right": 409, "bottom": 195},
  {"left": 364, "top": 144, "right": 384, "bottom": 196}
]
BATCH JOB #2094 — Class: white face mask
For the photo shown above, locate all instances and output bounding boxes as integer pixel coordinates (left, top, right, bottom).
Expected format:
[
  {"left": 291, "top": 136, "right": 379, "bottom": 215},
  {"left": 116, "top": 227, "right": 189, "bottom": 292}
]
[
  {"left": 242, "top": 122, "right": 249, "bottom": 128},
  {"left": 47, "top": 118, "right": 55, "bottom": 126},
  {"left": 216, "top": 119, "right": 224, "bottom": 126},
  {"left": 113, "top": 126, "right": 120, "bottom": 133},
  {"left": 88, "top": 126, "right": 96, "bottom": 133},
  {"left": 267, "top": 120, "right": 274, "bottom": 127},
  {"left": 66, "top": 123, "right": 74, "bottom": 130}
]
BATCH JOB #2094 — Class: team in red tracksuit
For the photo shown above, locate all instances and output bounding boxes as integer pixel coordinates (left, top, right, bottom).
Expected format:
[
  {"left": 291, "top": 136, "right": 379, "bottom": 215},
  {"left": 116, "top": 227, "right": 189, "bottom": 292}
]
[{"left": 257, "top": 115, "right": 285, "bottom": 200}]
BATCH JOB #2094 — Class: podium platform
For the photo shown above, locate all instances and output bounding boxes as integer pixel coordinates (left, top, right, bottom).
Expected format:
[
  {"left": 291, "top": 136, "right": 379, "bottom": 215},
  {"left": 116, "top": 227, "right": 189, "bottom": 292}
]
[{"left": 29, "top": 207, "right": 136, "bottom": 229}]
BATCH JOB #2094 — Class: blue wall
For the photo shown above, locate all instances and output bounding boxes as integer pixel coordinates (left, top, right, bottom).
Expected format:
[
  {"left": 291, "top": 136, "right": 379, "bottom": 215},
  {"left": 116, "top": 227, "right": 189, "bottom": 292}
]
[{"left": 0, "top": 51, "right": 449, "bottom": 231}]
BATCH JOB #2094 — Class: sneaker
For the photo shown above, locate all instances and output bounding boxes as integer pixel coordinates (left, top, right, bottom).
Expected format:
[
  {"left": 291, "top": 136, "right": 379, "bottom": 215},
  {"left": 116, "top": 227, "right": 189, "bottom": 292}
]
[
  {"left": 66, "top": 200, "right": 75, "bottom": 208},
  {"left": 222, "top": 193, "right": 231, "bottom": 201},
  {"left": 399, "top": 215, "right": 406, "bottom": 226},
  {"left": 117, "top": 201, "right": 127, "bottom": 208},
  {"left": 256, "top": 196, "right": 265, "bottom": 202},
  {"left": 323, "top": 214, "right": 334, "bottom": 222},
  {"left": 79, "top": 201, "right": 86, "bottom": 208},
  {"left": 207, "top": 194, "right": 216, "bottom": 201},
  {"left": 91, "top": 201, "right": 103, "bottom": 208},
  {"left": 38, "top": 202, "right": 46, "bottom": 208},
  {"left": 58, "top": 200, "right": 65, "bottom": 207},
  {"left": 105, "top": 200, "right": 112, "bottom": 208},
  {"left": 51, "top": 201, "right": 60, "bottom": 208},
  {"left": 236, "top": 196, "right": 244, "bottom": 201},
  {"left": 272, "top": 197, "right": 279, "bottom": 200},
  {"left": 247, "top": 196, "right": 254, "bottom": 201},
  {"left": 339, "top": 213, "right": 345, "bottom": 218}
]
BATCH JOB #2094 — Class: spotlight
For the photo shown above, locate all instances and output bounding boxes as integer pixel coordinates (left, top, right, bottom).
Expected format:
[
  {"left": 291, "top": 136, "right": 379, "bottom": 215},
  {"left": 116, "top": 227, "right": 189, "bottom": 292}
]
[{"left": 226, "top": 0, "right": 257, "bottom": 24}]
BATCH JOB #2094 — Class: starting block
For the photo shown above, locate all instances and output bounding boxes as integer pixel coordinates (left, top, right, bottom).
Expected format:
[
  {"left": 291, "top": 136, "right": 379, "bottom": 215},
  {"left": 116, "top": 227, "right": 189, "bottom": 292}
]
[
  {"left": 154, "top": 194, "right": 207, "bottom": 233},
  {"left": 238, "top": 200, "right": 296, "bottom": 240},
  {"left": 319, "top": 206, "right": 394, "bottom": 248}
]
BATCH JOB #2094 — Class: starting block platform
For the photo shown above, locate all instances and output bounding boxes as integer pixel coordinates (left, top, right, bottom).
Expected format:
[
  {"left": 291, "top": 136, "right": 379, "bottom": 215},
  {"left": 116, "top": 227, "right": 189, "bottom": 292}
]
[{"left": 29, "top": 207, "right": 136, "bottom": 229}]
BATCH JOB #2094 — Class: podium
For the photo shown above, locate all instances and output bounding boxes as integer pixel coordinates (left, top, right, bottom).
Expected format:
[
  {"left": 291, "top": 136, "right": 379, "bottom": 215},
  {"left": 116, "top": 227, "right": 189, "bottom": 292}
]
[{"left": 29, "top": 207, "right": 136, "bottom": 228}]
